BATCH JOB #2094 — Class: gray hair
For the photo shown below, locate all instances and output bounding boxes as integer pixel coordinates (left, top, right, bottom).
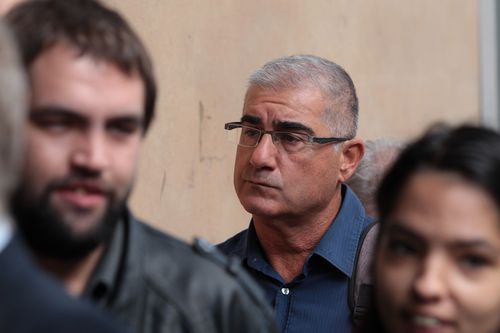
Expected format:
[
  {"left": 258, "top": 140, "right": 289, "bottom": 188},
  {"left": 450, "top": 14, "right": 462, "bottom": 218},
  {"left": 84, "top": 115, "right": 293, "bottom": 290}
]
[
  {"left": 247, "top": 54, "right": 358, "bottom": 138},
  {"left": 346, "top": 138, "right": 404, "bottom": 217},
  {"left": 0, "top": 20, "right": 27, "bottom": 213}
]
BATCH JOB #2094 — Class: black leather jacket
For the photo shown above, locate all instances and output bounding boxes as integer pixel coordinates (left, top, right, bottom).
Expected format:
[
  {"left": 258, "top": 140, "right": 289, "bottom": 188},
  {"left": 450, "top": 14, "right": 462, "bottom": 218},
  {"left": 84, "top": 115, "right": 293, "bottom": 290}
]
[{"left": 85, "top": 211, "right": 278, "bottom": 333}]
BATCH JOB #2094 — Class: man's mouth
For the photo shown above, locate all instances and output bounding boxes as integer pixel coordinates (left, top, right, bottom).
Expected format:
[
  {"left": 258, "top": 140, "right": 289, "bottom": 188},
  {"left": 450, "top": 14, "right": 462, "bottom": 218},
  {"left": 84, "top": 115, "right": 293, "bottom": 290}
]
[
  {"left": 243, "top": 174, "right": 280, "bottom": 188},
  {"left": 54, "top": 182, "right": 108, "bottom": 209},
  {"left": 247, "top": 180, "right": 278, "bottom": 188}
]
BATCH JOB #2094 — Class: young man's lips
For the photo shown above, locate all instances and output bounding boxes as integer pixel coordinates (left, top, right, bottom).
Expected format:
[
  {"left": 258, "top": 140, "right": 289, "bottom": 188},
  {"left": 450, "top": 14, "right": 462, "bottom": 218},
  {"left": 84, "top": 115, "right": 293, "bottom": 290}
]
[{"left": 55, "top": 184, "right": 107, "bottom": 209}]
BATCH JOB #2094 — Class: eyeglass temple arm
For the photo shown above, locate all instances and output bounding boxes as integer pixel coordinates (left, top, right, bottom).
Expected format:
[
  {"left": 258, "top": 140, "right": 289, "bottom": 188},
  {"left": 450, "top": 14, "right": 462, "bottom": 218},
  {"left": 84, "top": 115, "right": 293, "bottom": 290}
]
[
  {"left": 313, "top": 136, "right": 352, "bottom": 144},
  {"left": 224, "top": 122, "right": 242, "bottom": 130}
]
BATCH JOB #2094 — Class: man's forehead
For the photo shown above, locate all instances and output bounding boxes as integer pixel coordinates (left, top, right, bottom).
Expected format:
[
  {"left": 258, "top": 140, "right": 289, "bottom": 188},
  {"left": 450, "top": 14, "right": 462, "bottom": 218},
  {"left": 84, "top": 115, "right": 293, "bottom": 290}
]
[
  {"left": 29, "top": 42, "right": 145, "bottom": 121},
  {"left": 244, "top": 85, "right": 329, "bottom": 112},
  {"left": 245, "top": 83, "right": 328, "bottom": 101},
  {"left": 242, "top": 86, "right": 329, "bottom": 122},
  {"left": 30, "top": 42, "right": 143, "bottom": 86}
]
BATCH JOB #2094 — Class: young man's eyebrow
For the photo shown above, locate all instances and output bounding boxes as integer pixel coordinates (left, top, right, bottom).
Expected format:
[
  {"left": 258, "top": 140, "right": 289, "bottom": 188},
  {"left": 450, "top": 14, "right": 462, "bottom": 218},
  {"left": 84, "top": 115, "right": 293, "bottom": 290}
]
[
  {"left": 29, "top": 106, "right": 86, "bottom": 123},
  {"left": 30, "top": 106, "right": 145, "bottom": 130},
  {"left": 107, "top": 115, "right": 145, "bottom": 129}
]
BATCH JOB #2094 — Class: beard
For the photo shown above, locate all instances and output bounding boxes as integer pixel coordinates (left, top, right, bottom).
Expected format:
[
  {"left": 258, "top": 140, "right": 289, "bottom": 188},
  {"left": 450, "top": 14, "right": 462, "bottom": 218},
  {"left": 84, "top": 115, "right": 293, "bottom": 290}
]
[{"left": 10, "top": 176, "right": 128, "bottom": 261}]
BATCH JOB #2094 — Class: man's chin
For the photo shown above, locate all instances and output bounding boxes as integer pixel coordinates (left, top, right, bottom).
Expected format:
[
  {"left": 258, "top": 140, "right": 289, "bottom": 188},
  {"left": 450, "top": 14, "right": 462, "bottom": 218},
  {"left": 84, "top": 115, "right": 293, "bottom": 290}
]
[
  {"left": 13, "top": 197, "right": 123, "bottom": 261},
  {"left": 58, "top": 207, "right": 109, "bottom": 234},
  {"left": 241, "top": 198, "right": 284, "bottom": 218}
]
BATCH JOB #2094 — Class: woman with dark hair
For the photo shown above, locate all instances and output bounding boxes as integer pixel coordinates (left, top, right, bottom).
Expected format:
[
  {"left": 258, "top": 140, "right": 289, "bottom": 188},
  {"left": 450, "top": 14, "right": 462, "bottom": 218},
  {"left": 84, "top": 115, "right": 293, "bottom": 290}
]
[{"left": 361, "top": 125, "right": 500, "bottom": 333}]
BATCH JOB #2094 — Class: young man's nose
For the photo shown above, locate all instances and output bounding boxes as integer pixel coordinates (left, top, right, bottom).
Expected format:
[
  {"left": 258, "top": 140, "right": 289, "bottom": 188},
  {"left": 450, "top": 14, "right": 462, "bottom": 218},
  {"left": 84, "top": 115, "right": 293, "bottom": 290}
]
[{"left": 70, "top": 132, "right": 110, "bottom": 172}]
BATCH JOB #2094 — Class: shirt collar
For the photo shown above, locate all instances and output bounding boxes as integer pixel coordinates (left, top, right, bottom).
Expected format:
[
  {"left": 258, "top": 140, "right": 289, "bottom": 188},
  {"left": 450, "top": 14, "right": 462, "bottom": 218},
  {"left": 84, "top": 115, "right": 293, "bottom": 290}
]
[
  {"left": 313, "top": 185, "right": 367, "bottom": 277},
  {"left": 243, "top": 184, "right": 368, "bottom": 278},
  {"left": 244, "top": 223, "right": 286, "bottom": 280},
  {"left": 84, "top": 217, "right": 126, "bottom": 306}
]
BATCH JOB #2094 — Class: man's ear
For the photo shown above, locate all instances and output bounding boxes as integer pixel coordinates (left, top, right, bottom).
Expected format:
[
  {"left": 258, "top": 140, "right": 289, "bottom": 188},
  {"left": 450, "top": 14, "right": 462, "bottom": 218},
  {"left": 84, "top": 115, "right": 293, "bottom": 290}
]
[{"left": 338, "top": 138, "right": 364, "bottom": 183}]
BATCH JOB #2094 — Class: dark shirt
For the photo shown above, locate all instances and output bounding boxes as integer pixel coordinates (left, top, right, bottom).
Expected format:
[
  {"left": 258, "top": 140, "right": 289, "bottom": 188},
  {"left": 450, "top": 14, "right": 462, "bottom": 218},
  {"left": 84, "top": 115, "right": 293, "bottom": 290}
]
[
  {"left": 84, "top": 210, "right": 278, "bottom": 333},
  {"left": 218, "top": 185, "right": 372, "bottom": 333},
  {"left": 0, "top": 236, "right": 125, "bottom": 333}
]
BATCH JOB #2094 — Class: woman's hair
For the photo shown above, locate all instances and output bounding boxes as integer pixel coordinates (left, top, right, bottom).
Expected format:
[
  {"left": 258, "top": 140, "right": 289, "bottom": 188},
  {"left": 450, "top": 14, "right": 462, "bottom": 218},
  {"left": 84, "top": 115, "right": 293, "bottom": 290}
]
[{"left": 376, "top": 124, "right": 500, "bottom": 222}]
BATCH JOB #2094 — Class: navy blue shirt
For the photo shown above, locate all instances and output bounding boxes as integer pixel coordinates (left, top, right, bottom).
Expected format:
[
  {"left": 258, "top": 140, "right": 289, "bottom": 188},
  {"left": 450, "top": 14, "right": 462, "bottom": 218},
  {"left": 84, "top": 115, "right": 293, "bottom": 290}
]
[{"left": 218, "top": 186, "right": 372, "bottom": 333}]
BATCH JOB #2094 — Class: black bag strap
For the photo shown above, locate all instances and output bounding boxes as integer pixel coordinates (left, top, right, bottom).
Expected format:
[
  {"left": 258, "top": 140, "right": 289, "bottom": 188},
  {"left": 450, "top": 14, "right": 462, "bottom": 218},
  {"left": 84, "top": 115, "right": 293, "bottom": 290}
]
[{"left": 348, "top": 222, "right": 379, "bottom": 325}]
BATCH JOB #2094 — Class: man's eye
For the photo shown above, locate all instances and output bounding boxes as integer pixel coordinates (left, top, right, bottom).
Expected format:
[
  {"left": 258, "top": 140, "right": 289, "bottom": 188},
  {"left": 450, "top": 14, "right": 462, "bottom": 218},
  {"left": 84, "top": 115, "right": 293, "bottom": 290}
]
[
  {"left": 31, "top": 116, "right": 74, "bottom": 132},
  {"left": 278, "top": 133, "right": 304, "bottom": 144},
  {"left": 108, "top": 122, "right": 140, "bottom": 136},
  {"left": 242, "top": 128, "right": 260, "bottom": 138}
]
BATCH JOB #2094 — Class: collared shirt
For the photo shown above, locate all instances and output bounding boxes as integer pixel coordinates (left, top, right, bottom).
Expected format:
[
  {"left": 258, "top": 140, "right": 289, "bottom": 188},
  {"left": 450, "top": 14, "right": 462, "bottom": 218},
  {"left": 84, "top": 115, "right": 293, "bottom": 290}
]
[
  {"left": 0, "top": 216, "right": 13, "bottom": 254},
  {"left": 218, "top": 185, "right": 372, "bottom": 333}
]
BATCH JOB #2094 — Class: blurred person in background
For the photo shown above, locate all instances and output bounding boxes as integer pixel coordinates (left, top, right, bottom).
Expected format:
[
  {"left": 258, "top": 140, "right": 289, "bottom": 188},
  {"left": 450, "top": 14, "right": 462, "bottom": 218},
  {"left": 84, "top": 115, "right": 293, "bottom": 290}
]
[
  {"left": 359, "top": 125, "right": 500, "bottom": 333},
  {"left": 5, "top": 1, "right": 277, "bottom": 332},
  {"left": 346, "top": 138, "right": 403, "bottom": 217},
  {"left": 0, "top": 18, "right": 125, "bottom": 333}
]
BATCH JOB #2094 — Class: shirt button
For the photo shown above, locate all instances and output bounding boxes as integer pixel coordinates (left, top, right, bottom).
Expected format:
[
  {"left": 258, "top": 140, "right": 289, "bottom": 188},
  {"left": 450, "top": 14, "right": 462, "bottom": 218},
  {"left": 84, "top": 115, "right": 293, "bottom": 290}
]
[{"left": 281, "top": 287, "right": 290, "bottom": 295}]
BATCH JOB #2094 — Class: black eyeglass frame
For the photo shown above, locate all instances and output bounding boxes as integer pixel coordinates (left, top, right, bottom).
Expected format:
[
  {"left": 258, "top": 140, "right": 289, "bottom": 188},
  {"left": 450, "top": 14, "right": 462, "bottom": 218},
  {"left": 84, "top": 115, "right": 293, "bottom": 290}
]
[{"left": 224, "top": 121, "right": 353, "bottom": 146}]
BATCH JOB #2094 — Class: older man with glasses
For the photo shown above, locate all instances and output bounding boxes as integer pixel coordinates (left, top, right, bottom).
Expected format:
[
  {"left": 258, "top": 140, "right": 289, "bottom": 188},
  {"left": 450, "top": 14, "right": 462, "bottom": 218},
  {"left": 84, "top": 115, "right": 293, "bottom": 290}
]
[{"left": 219, "top": 55, "right": 373, "bottom": 333}]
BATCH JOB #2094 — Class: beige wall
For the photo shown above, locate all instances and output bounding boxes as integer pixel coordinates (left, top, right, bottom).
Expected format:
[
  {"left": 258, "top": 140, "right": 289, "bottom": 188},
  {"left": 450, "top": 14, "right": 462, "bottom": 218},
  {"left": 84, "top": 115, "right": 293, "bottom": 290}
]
[{"left": 103, "top": 0, "right": 480, "bottom": 243}]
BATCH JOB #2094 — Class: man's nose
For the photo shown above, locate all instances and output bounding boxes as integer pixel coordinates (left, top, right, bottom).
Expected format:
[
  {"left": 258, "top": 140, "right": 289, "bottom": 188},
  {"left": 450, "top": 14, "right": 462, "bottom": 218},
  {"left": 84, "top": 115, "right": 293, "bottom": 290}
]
[
  {"left": 70, "top": 131, "right": 110, "bottom": 173},
  {"left": 249, "top": 133, "right": 279, "bottom": 168}
]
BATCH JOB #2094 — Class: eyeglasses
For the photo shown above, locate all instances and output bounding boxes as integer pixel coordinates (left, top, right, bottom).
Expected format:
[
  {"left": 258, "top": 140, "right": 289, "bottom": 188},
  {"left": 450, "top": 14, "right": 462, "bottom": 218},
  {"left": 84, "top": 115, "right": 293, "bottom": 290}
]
[{"left": 224, "top": 122, "right": 352, "bottom": 154}]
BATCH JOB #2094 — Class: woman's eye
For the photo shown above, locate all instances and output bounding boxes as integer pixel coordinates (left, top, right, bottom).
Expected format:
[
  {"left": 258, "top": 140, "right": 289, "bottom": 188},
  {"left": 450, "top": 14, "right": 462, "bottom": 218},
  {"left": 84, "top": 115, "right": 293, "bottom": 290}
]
[
  {"left": 459, "top": 254, "right": 491, "bottom": 270},
  {"left": 387, "top": 239, "right": 417, "bottom": 257}
]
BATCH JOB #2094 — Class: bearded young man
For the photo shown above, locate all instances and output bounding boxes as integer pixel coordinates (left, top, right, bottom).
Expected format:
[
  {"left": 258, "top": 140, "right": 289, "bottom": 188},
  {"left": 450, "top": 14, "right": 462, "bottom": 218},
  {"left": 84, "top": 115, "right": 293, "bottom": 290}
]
[
  {"left": 6, "top": 1, "right": 277, "bottom": 332},
  {"left": 0, "top": 17, "right": 125, "bottom": 333}
]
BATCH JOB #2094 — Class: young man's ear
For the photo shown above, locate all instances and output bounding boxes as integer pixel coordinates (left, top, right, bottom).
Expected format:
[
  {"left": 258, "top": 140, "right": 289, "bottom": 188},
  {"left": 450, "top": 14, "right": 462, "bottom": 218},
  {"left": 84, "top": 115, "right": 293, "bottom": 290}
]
[{"left": 338, "top": 138, "right": 364, "bottom": 183}]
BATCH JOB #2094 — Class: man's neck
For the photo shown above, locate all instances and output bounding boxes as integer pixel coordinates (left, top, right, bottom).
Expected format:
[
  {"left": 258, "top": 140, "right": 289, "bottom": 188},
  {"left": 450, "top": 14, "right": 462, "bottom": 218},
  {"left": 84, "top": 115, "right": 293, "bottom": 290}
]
[
  {"left": 35, "top": 245, "right": 105, "bottom": 297},
  {"left": 253, "top": 191, "right": 343, "bottom": 283}
]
